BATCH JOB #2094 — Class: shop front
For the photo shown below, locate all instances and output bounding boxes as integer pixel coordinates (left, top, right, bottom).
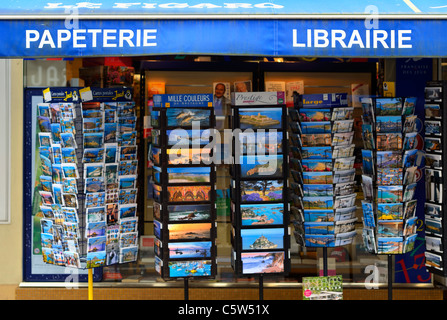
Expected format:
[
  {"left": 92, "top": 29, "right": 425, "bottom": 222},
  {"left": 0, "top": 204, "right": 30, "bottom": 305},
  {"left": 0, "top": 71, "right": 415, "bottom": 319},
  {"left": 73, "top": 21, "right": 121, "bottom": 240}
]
[{"left": 1, "top": 0, "right": 447, "bottom": 300}]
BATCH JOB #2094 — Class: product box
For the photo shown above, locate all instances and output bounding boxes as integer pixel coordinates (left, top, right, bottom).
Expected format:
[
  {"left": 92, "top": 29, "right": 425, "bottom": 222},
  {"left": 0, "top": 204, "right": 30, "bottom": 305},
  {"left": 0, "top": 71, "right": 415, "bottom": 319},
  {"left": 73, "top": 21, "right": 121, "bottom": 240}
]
[
  {"left": 231, "top": 91, "right": 285, "bottom": 106},
  {"left": 153, "top": 94, "right": 213, "bottom": 108}
]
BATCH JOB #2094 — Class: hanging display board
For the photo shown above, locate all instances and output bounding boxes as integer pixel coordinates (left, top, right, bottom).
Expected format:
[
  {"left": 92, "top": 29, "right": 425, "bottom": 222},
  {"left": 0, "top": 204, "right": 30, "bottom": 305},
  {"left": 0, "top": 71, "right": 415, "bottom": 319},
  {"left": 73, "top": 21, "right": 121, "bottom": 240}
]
[
  {"left": 360, "top": 96, "right": 423, "bottom": 254},
  {"left": 229, "top": 91, "right": 290, "bottom": 276},
  {"left": 150, "top": 93, "right": 218, "bottom": 279},
  {"left": 24, "top": 87, "right": 138, "bottom": 281},
  {"left": 290, "top": 93, "right": 357, "bottom": 248}
]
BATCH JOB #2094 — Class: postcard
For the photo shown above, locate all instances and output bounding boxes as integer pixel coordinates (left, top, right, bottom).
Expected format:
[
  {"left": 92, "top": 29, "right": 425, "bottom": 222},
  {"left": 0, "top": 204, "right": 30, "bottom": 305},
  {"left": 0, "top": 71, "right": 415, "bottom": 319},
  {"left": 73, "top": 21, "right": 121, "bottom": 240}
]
[
  {"left": 425, "top": 154, "right": 442, "bottom": 169},
  {"left": 377, "top": 185, "right": 403, "bottom": 203},
  {"left": 376, "top": 133, "right": 402, "bottom": 151},
  {"left": 106, "top": 203, "right": 119, "bottom": 224},
  {"left": 168, "top": 259, "right": 212, "bottom": 277},
  {"left": 361, "top": 149, "right": 374, "bottom": 176},
  {"left": 425, "top": 202, "right": 442, "bottom": 217},
  {"left": 332, "top": 132, "right": 354, "bottom": 146},
  {"left": 40, "top": 175, "right": 52, "bottom": 193},
  {"left": 50, "top": 123, "right": 62, "bottom": 144},
  {"left": 241, "top": 251, "right": 285, "bottom": 274},
  {"left": 86, "top": 206, "right": 106, "bottom": 223},
  {"left": 104, "top": 123, "right": 117, "bottom": 143},
  {"left": 301, "top": 146, "right": 332, "bottom": 160},
  {"left": 332, "top": 107, "right": 354, "bottom": 121},
  {"left": 166, "top": 108, "right": 212, "bottom": 127},
  {"left": 87, "top": 235, "right": 107, "bottom": 253},
  {"left": 62, "top": 193, "right": 78, "bottom": 208},
  {"left": 403, "top": 182, "right": 417, "bottom": 202},
  {"left": 64, "top": 252, "right": 81, "bottom": 268},
  {"left": 119, "top": 189, "right": 138, "bottom": 205},
  {"left": 85, "top": 221, "right": 106, "bottom": 238},
  {"left": 304, "top": 234, "right": 335, "bottom": 247},
  {"left": 297, "top": 108, "right": 330, "bottom": 122},
  {"left": 84, "top": 132, "right": 104, "bottom": 149},
  {"left": 119, "top": 231, "right": 138, "bottom": 248},
  {"left": 85, "top": 177, "right": 105, "bottom": 193},
  {"left": 334, "top": 193, "right": 357, "bottom": 209},
  {"left": 302, "top": 196, "right": 333, "bottom": 210},
  {"left": 104, "top": 143, "right": 118, "bottom": 163},
  {"left": 239, "top": 154, "right": 283, "bottom": 178},
  {"left": 118, "top": 203, "right": 137, "bottom": 220},
  {"left": 84, "top": 163, "right": 103, "bottom": 179},
  {"left": 302, "top": 184, "right": 333, "bottom": 197},
  {"left": 334, "top": 169, "right": 355, "bottom": 184},
  {"left": 375, "top": 97, "right": 403, "bottom": 116},
  {"left": 425, "top": 137, "right": 442, "bottom": 153},
  {"left": 377, "top": 202, "right": 403, "bottom": 220},
  {"left": 300, "top": 159, "right": 332, "bottom": 172},
  {"left": 168, "top": 241, "right": 212, "bottom": 259},
  {"left": 240, "top": 180, "right": 283, "bottom": 202},
  {"left": 332, "top": 144, "right": 355, "bottom": 159},
  {"left": 332, "top": 120, "right": 354, "bottom": 133},
  {"left": 168, "top": 222, "right": 211, "bottom": 241},
  {"left": 85, "top": 192, "right": 105, "bottom": 208},
  {"left": 425, "top": 86, "right": 442, "bottom": 101},
  {"left": 403, "top": 132, "right": 418, "bottom": 150},
  {"left": 167, "top": 204, "right": 211, "bottom": 222},
  {"left": 403, "top": 115, "right": 417, "bottom": 134},
  {"left": 119, "top": 160, "right": 138, "bottom": 176},
  {"left": 362, "top": 228, "right": 377, "bottom": 253},
  {"left": 238, "top": 130, "right": 283, "bottom": 154},
  {"left": 403, "top": 149, "right": 419, "bottom": 168},
  {"left": 119, "top": 175, "right": 137, "bottom": 189},
  {"left": 83, "top": 117, "right": 103, "bottom": 133},
  {"left": 105, "top": 163, "right": 118, "bottom": 189},
  {"left": 377, "top": 151, "right": 402, "bottom": 169},
  {"left": 402, "top": 97, "right": 416, "bottom": 116},
  {"left": 304, "top": 222, "right": 333, "bottom": 235},
  {"left": 362, "top": 201, "right": 375, "bottom": 228},
  {"left": 361, "top": 97, "right": 375, "bottom": 124},
  {"left": 377, "top": 167, "right": 403, "bottom": 185},
  {"left": 425, "top": 120, "right": 442, "bottom": 135},
  {"left": 117, "top": 102, "right": 136, "bottom": 117},
  {"left": 61, "top": 147, "right": 77, "bottom": 164},
  {"left": 167, "top": 167, "right": 211, "bottom": 184},
  {"left": 120, "top": 145, "right": 138, "bottom": 161},
  {"left": 378, "top": 220, "right": 403, "bottom": 237},
  {"left": 39, "top": 132, "right": 52, "bottom": 147},
  {"left": 403, "top": 217, "right": 417, "bottom": 236},
  {"left": 376, "top": 116, "right": 402, "bottom": 133},
  {"left": 303, "top": 209, "right": 334, "bottom": 222},
  {"left": 167, "top": 185, "right": 211, "bottom": 202},
  {"left": 425, "top": 217, "right": 442, "bottom": 236},
  {"left": 426, "top": 236, "right": 442, "bottom": 252},
  {"left": 61, "top": 163, "right": 79, "bottom": 179},
  {"left": 334, "top": 156, "right": 355, "bottom": 171},
  {"left": 361, "top": 124, "right": 375, "bottom": 149},
  {"left": 62, "top": 207, "right": 79, "bottom": 224},
  {"left": 377, "top": 237, "right": 403, "bottom": 254},
  {"left": 241, "top": 227, "right": 284, "bottom": 250},
  {"left": 39, "top": 190, "right": 54, "bottom": 206},
  {"left": 301, "top": 171, "right": 332, "bottom": 184},
  {"left": 301, "top": 133, "right": 331, "bottom": 147},
  {"left": 425, "top": 104, "right": 441, "bottom": 119},
  {"left": 300, "top": 121, "right": 331, "bottom": 134},
  {"left": 238, "top": 107, "right": 282, "bottom": 130},
  {"left": 86, "top": 251, "right": 106, "bottom": 268},
  {"left": 119, "top": 131, "right": 137, "bottom": 146}
]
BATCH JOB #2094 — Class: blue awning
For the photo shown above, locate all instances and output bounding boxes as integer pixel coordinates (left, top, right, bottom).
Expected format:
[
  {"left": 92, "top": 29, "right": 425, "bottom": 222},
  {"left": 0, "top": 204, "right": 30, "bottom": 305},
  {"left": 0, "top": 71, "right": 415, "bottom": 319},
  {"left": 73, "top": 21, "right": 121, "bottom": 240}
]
[{"left": 1, "top": 1, "right": 447, "bottom": 58}]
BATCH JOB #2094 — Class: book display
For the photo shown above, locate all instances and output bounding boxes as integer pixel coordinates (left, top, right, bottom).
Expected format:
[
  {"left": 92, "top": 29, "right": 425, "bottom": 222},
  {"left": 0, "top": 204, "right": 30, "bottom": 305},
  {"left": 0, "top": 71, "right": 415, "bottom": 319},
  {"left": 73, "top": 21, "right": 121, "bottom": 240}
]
[
  {"left": 360, "top": 96, "right": 421, "bottom": 255},
  {"left": 424, "top": 81, "right": 446, "bottom": 274},
  {"left": 229, "top": 91, "right": 290, "bottom": 276},
  {"left": 150, "top": 94, "right": 217, "bottom": 279},
  {"left": 36, "top": 88, "right": 139, "bottom": 269},
  {"left": 289, "top": 93, "right": 357, "bottom": 248}
]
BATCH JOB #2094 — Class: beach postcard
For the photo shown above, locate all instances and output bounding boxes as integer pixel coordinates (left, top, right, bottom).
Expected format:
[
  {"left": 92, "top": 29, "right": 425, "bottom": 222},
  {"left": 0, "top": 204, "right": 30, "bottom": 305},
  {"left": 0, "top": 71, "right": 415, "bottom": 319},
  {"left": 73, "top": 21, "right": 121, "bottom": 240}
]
[
  {"left": 167, "top": 167, "right": 211, "bottom": 183},
  {"left": 377, "top": 185, "right": 403, "bottom": 203},
  {"left": 240, "top": 203, "right": 284, "bottom": 226},
  {"left": 167, "top": 204, "right": 212, "bottom": 222},
  {"left": 301, "top": 171, "right": 333, "bottom": 184},
  {"left": 377, "top": 237, "right": 403, "bottom": 254},
  {"left": 241, "top": 252, "right": 285, "bottom": 274}
]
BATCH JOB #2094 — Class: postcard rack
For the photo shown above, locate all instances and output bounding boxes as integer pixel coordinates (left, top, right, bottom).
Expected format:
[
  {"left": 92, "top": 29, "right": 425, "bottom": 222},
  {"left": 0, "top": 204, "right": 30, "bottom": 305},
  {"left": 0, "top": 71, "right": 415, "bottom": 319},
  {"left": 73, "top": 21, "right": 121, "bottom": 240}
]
[
  {"left": 424, "top": 81, "right": 447, "bottom": 276},
  {"left": 289, "top": 93, "right": 357, "bottom": 250},
  {"left": 229, "top": 91, "right": 291, "bottom": 276},
  {"left": 36, "top": 88, "right": 139, "bottom": 269},
  {"left": 360, "top": 96, "right": 421, "bottom": 256},
  {"left": 150, "top": 93, "right": 217, "bottom": 280}
]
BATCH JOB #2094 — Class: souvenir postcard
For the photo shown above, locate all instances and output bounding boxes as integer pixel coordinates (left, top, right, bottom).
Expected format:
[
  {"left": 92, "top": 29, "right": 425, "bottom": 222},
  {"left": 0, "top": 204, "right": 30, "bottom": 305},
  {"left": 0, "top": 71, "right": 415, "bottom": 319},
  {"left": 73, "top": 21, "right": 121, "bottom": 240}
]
[
  {"left": 333, "top": 144, "right": 355, "bottom": 159},
  {"left": 118, "top": 203, "right": 137, "bottom": 220},
  {"left": 378, "top": 220, "right": 403, "bottom": 237},
  {"left": 402, "top": 97, "right": 416, "bottom": 116},
  {"left": 425, "top": 120, "right": 442, "bottom": 135},
  {"left": 333, "top": 193, "right": 357, "bottom": 209},
  {"left": 362, "top": 228, "right": 377, "bottom": 253},
  {"left": 85, "top": 192, "right": 105, "bottom": 208},
  {"left": 120, "top": 216, "right": 138, "bottom": 234},
  {"left": 61, "top": 117, "right": 76, "bottom": 135},
  {"left": 377, "top": 185, "right": 403, "bottom": 203},
  {"left": 40, "top": 153, "right": 52, "bottom": 176},
  {"left": 241, "top": 227, "right": 284, "bottom": 250},
  {"left": 41, "top": 218, "right": 53, "bottom": 234},
  {"left": 38, "top": 103, "right": 51, "bottom": 118},
  {"left": 64, "top": 251, "right": 81, "bottom": 268},
  {"left": 168, "top": 260, "right": 212, "bottom": 277},
  {"left": 63, "top": 221, "right": 80, "bottom": 239},
  {"left": 87, "top": 235, "right": 107, "bottom": 253},
  {"left": 300, "top": 121, "right": 331, "bottom": 134},
  {"left": 361, "top": 98, "right": 375, "bottom": 124},
  {"left": 84, "top": 132, "right": 104, "bottom": 149},
  {"left": 52, "top": 163, "right": 62, "bottom": 183},
  {"left": 61, "top": 163, "right": 79, "bottom": 179},
  {"left": 377, "top": 237, "right": 403, "bottom": 254},
  {"left": 84, "top": 163, "right": 103, "bottom": 179},
  {"left": 241, "top": 251, "right": 285, "bottom": 274},
  {"left": 104, "top": 123, "right": 117, "bottom": 143},
  {"left": 85, "top": 177, "right": 105, "bottom": 193},
  {"left": 301, "top": 171, "right": 333, "bottom": 184},
  {"left": 82, "top": 102, "right": 102, "bottom": 118},
  {"left": 119, "top": 131, "right": 137, "bottom": 146},
  {"left": 240, "top": 203, "right": 284, "bottom": 226},
  {"left": 377, "top": 167, "right": 403, "bottom": 185},
  {"left": 167, "top": 204, "right": 211, "bottom": 222},
  {"left": 120, "top": 231, "right": 138, "bottom": 249},
  {"left": 376, "top": 116, "right": 402, "bottom": 133},
  {"left": 119, "top": 188, "right": 138, "bottom": 205},
  {"left": 334, "top": 182, "right": 355, "bottom": 197},
  {"left": 333, "top": 156, "right": 355, "bottom": 171},
  {"left": 403, "top": 115, "right": 417, "bottom": 134},
  {"left": 425, "top": 236, "right": 442, "bottom": 252},
  {"left": 361, "top": 124, "right": 375, "bottom": 150},
  {"left": 40, "top": 205, "right": 54, "bottom": 219},
  {"left": 50, "top": 123, "right": 62, "bottom": 143},
  {"left": 166, "top": 108, "right": 212, "bottom": 127},
  {"left": 377, "top": 202, "right": 403, "bottom": 220},
  {"left": 332, "top": 120, "right": 354, "bottom": 133},
  {"left": 118, "top": 116, "right": 137, "bottom": 134},
  {"left": 334, "top": 169, "right": 355, "bottom": 184},
  {"left": 361, "top": 149, "right": 374, "bottom": 176},
  {"left": 403, "top": 132, "right": 418, "bottom": 150},
  {"left": 425, "top": 203, "right": 442, "bottom": 217},
  {"left": 104, "top": 143, "right": 118, "bottom": 163},
  {"left": 62, "top": 207, "right": 78, "bottom": 223},
  {"left": 362, "top": 201, "right": 375, "bottom": 228},
  {"left": 301, "top": 146, "right": 332, "bottom": 160},
  {"left": 105, "top": 164, "right": 118, "bottom": 189},
  {"left": 166, "top": 129, "right": 211, "bottom": 147},
  {"left": 300, "top": 159, "right": 332, "bottom": 172},
  {"left": 426, "top": 168, "right": 443, "bottom": 203},
  {"left": 403, "top": 216, "right": 417, "bottom": 236},
  {"left": 117, "top": 102, "right": 136, "bottom": 117},
  {"left": 332, "top": 107, "right": 354, "bottom": 121},
  {"left": 167, "top": 185, "right": 211, "bottom": 202},
  {"left": 168, "top": 147, "right": 212, "bottom": 165},
  {"left": 334, "top": 217, "right": 357, "bottom": 234},
  {"left": 238, "top": 107, "right": 282, "bottom": 129},
  {"left": 375, "top": 98, "right": 403, "bottom": 116},
  {"left": 425, "top": 86, "right": 442, "bottom": 101},
  {"left": 332, "top": 132, "right": 354, "bottom": 146},
  {"left": 83, "top": 117, "right": 103, "bottom": 133},
  {"left": 168, "top": 241, "right": 212, "bottom": 259},
  {"left": 425, "top": 217, "right": 442, "bottom": 236},
  {"left": 86, "top": 251, "right": 106, "bottom": 268},
  {"left": 105, "top": 188, "right": 119, "bottom": 203},
  {"left": 376, "top": 133, "right": 402, "bottom": 151},
  {"left": 376, "top": 151, "right": 402, "bottom": 169},
  {"left": 403, "top": 149, "right": 419, "bottom": 168},
  {"left": 305, "top": 234, "right": 335, "bottom": 247},
  {"left": 304, "top": 222, "right": 333, "bottom": 235},
  {"left": 302, "top": 196, "right": 333, "bottom": 210},
  {"left": 301, "top": 133, "right": 331, "bottom": 147},
  {"left": 425, "top": 137, "right": 442, "bottom": 153},
  {"left": 403, "top": 182, "right": 417, "bottom": 202},
  {"left": 167, "top": 166, "right": 211, "bottom": 183},
  {"left": 303, "top": 209, "right": 334, "bottom": 222},
  {"left": 119, "top": 160, "right": 138, "bottom": 176},
  {"left": 39, "top": 146, "right": 51, "bottom": 160},
  {"left": 105, "top": 108, "right": 117, "bottom": 124},
  {"left": 64, "top": 238, "right": 80, "bottom": 253},
  {"left": 240, "top": 155, "right": 283, "bottom": 178},
  {"left": 299, "top": 108, "right": 331, "bottom": 122},
  {"left": 118, "top": 175, "right": 137, "bottom": 189},
  {"left": 425, "top": 153, "right": 442, "bottom": 169},
  {"left": 85, "top": 221, "right": 106, "bottom": 238},
  {"left": 425, "top": 104, "right": 441, "bottom": 118},
  {"left": 168, "top": 222, "right": 212, "bottom": 241},
  {"left": 39, "top": 132, "right": 52, "bottom": 147},
  {"left": 302, "top": 184, "right": 333, "bottom": 197},
  {"left": 106, "top": 242, "right": 120, "bottom": 266},
  {"left": 39, "top": 190, "right": 54, "bottom": 206},
  {"left": 40, "top": 175, "right": 52, "bottom": 193},
  {"left": 241, "top": 180, "right": 283, "bottom": 202},
  {"left": 61, "top": 147, "right": 76, "bottom": 163},
  {"left": 62, "top": 193, "right": 78, "bottom": 208},
  {"left": 238, "top": 131, "right": 283, "bottom": 154},
  {"left": 290, "top": 133, "right": 302, "bottom": 148},
  {"left": 38, "top": 116, "right": 51, "bottom": 133}
]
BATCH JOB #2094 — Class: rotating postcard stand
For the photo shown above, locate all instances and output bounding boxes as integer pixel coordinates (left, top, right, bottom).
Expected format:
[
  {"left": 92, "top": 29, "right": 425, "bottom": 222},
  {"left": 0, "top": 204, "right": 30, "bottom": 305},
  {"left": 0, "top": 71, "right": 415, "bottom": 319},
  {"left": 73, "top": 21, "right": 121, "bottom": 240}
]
[
  {"left": 150, "top": 94, "right": 217, "bottom": 297},
  {"left": 289, "top": 93, "right": 357, "bottom": 277},
  {"left": 360, "top": 96, "right": 422, "bottom": 299},
  {"left": 424, "top": 81, "right": 447, "bottom": 277},
  {"left": 35, "top": 88, "right": 139, "bottom": 298},
  {"left": 229, "top": 91, "right": 291, "bottom": 299}
]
